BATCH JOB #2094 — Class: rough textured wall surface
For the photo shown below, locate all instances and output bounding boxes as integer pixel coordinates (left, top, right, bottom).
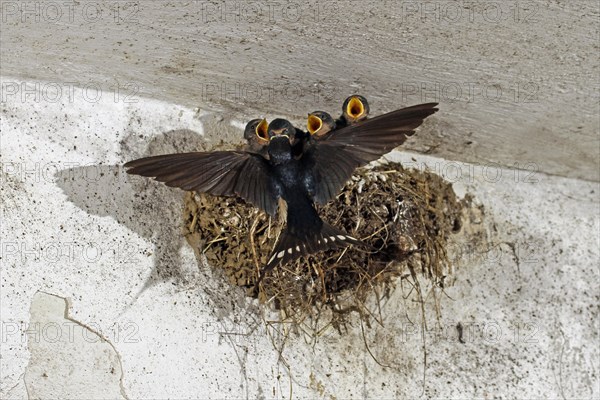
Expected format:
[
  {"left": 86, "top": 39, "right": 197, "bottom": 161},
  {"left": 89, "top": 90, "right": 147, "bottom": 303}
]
[
  {"left": 1, "top": 0, "right": 598, "bottom": 181},
  {"left": 2, "top": 82, "right": 598, "bottom": 399},
  {"left": 1, "top": 0, "right": 599, "bottom": 398}
]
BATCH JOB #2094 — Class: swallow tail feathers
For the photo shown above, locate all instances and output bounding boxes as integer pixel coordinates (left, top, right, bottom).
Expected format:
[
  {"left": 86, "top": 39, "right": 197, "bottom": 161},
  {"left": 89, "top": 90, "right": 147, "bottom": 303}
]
[
  {"left": 263, "top": 195, "right": 363, "bottom": 279},
  {"left": 267, "top": 221, "right": 362, "bottom": 268}
]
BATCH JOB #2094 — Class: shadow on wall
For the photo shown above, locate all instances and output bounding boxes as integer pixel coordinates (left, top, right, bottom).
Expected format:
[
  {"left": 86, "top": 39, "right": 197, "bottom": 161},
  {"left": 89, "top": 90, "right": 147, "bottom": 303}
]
[{"left": 55, "top": 129, "right": 213, "bottom": 296}]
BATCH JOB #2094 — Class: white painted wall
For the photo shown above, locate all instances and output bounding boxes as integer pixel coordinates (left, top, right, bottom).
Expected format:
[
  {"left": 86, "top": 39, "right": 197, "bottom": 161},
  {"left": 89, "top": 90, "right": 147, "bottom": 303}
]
[{"left": 1, "top": 1, "right": 598, "bottom": 398}]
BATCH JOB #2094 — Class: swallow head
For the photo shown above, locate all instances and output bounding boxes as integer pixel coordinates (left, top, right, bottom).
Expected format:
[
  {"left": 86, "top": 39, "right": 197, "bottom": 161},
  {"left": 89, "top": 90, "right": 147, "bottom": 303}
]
[
  {"left": 307, "top": 111, "right": 336, "bottom": 137},
  {"left": 342, "top": 95, "right": 370, "bottom": 123},
  {"left": 267, "top": 118, "right": 298, "bottom": 146},
  {"left": 244, "top": 118, "right": 269, "bottom": 145}
]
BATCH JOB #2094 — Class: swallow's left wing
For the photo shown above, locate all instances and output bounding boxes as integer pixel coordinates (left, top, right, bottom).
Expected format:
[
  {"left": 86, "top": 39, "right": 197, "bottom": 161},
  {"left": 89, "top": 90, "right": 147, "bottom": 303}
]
[
  {"left": 302, "top": 103, "right": 438, "bottom": 204},
  {"left": 124, "top": 151, "right": 280, "bottom": 216}
]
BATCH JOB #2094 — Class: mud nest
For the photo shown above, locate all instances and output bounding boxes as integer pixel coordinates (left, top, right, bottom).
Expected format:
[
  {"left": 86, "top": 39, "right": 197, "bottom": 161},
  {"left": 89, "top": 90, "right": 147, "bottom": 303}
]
[{"left": 183, "top": 162, "right": 470, "bottom": 329}]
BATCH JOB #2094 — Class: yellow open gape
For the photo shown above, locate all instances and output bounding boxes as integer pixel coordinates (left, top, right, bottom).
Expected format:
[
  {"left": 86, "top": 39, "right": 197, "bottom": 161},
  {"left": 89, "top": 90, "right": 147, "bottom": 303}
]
[
  {"left": 307, "top": 114, "right": 323, "bottom": 135},
  {"left": 347, "top": 96, "right": 365, "bottom": 119},
  {"left": 255, "top": 118, "right": 269, "bottom": 143}
]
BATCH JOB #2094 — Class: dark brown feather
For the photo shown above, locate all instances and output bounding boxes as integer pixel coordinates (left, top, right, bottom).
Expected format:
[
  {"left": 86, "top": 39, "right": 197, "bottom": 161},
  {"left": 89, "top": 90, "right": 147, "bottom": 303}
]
[
  {"left": 259, "top": 220, "right": 363, "bottom": 284},
  {"left": 303, "top": 103, "right": 438, "bottom": 204},
  {"left": 124, "top": 151, "right": 280, "bottom": 216}
]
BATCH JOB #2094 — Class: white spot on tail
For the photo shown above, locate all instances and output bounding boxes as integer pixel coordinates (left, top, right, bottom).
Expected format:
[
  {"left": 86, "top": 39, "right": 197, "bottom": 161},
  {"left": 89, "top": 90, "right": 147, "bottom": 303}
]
[
  {"left": 287, "top": 248, "right": 293, "bottom": 254},
  {"left": 323, "top": 238, "right": 328, "bottom": 243},
  {"left": 330, "top": 236, "right": 336, "bottom": 242},
  {"left": 277, "top": 250, "right": 285, "bottom": 258},
  {"left": 296, "top": 245, "right": 301, "bottom": 252},
  {"left": 337, "top": 235, "right": 345, "bottom": 240},
  {"left": 268, "top": 253, "right": 277, "bottom": 264}
]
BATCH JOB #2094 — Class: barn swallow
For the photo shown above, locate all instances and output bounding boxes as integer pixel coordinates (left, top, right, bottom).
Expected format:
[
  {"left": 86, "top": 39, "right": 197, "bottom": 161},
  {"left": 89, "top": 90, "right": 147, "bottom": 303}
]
[
  {"left": 243, "top": 118, "right": 307, "bottom": 157},
  {"left": 307, "top": 111, "right": 336, "bottom": 137},
  {"left": 306, "top": 95, "right": 369, "bottom": 139},
  {"left": 261, "top": 118, "right": 363, "bottom": 269},
  {"left": 336, "top": 95, "right": 370, "bottom": 128},
  {"left": 124, "top": 102, "right": 439, "bottom": 277},
  {"left": 243, "top": 118, "right": 269, "bottom": 155}
]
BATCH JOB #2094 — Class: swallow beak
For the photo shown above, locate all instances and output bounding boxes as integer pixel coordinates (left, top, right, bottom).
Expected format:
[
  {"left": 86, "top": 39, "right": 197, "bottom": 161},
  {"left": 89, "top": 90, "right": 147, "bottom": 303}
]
[
  {"left": 346, "top": 96, "right": 366, "bottom": 120},
  {"left": 255, "top": 119, "right": 269, "bottom": 143},
  {"left": 268, "top": 128, "right": 291, "bottom": 143},
  {"left": 307, "top": 114, "right": 323, "bottom": 135}
]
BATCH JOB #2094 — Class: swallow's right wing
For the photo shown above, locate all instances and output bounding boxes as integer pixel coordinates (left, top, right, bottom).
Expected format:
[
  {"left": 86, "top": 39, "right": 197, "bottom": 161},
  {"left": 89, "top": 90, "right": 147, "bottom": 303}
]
[
  {"left": 303, "top": 103, "right": 439, "bottom": 204},
  {"left": 124, "top": 151, "right": 280, "bottom": 216}
]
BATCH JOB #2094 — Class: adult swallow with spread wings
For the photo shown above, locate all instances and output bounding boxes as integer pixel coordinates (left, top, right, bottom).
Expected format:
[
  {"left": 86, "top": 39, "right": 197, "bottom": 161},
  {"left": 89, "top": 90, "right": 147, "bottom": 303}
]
[{"left": 124, "top": 102, "right": 439, "bottom": 277}]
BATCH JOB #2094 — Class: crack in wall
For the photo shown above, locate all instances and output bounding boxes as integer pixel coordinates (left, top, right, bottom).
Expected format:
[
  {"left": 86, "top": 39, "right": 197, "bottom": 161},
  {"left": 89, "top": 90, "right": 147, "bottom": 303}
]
[{"left": 23, "top": 291, "right": 130, "bottom": 400}]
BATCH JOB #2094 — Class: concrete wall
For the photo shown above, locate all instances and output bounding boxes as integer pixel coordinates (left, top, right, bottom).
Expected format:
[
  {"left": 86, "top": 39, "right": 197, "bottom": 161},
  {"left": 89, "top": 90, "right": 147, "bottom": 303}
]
[
  {"left": 2, "top": 0, "right": 598, "bottom": 181},
  {"left": 2, "top": 1, "right": 599, "bottom": 398}
]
